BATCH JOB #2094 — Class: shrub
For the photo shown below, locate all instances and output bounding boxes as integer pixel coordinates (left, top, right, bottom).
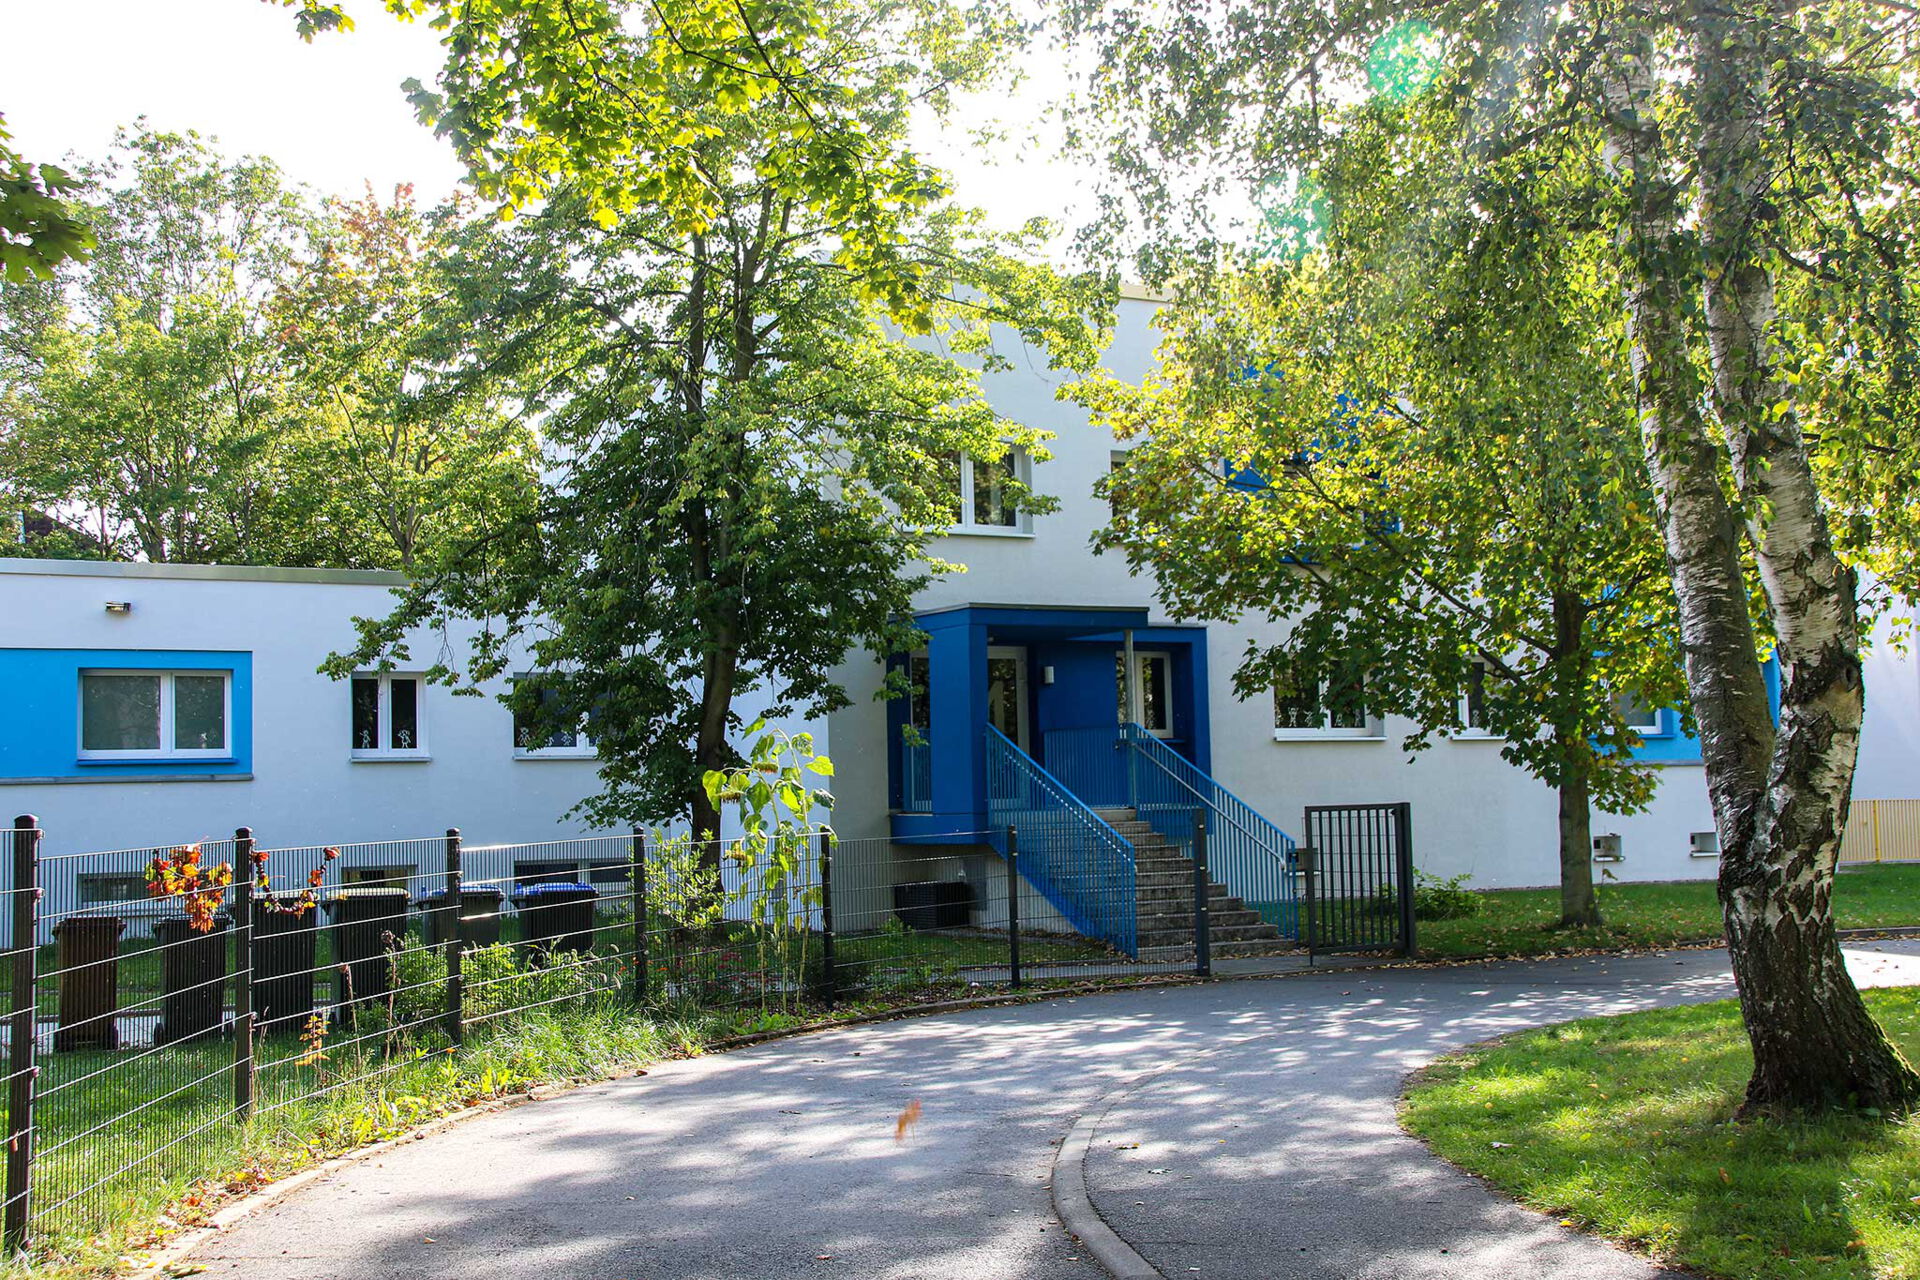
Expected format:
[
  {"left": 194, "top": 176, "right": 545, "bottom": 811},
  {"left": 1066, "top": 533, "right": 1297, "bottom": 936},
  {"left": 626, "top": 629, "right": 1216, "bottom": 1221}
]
[{"left": 1377, "top": 870, "right": 1483, "bottom": 921}]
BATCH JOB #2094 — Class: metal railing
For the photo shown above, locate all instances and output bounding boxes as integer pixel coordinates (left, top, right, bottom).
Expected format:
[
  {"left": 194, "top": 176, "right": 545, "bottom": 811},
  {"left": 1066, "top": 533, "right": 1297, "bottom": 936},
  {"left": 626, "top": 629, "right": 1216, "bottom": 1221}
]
[
  {"left": 1041, "top": 724, "right": 1301, "bottom": 936},
  {"left": 1120, "top": 726, "right": 1301, "bottom": 936},
  {"left": 984, "top": 725, "right": 1138, "bottom": 956},
  {"left": 896, "top": 739, "right": 933, "bottom": 814}
]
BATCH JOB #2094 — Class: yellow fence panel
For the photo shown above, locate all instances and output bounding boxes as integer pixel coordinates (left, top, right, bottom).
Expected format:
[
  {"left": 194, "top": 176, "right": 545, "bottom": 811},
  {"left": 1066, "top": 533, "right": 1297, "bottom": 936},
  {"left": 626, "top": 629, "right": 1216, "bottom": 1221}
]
[{"left": 1840, "top": 798, "right": 1920, "bottom": 864}]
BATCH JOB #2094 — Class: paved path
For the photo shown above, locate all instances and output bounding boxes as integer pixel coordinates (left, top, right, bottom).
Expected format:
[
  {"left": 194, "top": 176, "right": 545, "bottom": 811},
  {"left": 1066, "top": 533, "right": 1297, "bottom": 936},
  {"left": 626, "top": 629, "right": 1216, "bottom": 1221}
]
[{"left": 184, "top": 942, "right": 1920, "bottom": 1280}]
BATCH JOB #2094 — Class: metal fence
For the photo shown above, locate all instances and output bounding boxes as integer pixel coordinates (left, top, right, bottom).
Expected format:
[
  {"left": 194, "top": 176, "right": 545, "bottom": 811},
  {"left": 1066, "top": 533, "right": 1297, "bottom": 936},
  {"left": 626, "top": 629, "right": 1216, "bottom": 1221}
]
[
  {"left": 0, "top": 811, "right": 1252, "bottom": 1255},
  {"left": 1840, "top": 798, "right": 1920, "bottom": 865}
]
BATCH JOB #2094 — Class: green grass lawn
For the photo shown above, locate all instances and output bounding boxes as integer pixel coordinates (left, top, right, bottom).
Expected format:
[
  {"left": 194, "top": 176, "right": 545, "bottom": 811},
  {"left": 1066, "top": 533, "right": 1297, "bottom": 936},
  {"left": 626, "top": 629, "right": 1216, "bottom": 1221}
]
[
  {"left": 1401, "top": 988, "right": 1920, "bottom": 1280},
  {"left": 833, "top": 927, "right": 1111, "bottom": 976},
  {"left": 1416, "top": 865, "right": 1920, "bottom": 958}
]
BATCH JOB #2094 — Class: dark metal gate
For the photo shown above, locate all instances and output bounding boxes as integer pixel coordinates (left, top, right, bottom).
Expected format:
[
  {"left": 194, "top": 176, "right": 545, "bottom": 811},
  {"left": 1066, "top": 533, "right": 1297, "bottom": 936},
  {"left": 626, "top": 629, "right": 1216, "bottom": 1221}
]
[{"left": 1300, "top": 803, "right": 1415, "bottom": 958}]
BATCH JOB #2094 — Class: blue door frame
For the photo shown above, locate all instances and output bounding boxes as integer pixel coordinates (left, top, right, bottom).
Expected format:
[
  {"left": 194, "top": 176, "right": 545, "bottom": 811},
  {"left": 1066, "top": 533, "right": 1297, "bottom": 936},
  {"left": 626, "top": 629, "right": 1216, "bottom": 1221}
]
[{"left": 888, "top": 605, "right": 1212, "bottom": 842}]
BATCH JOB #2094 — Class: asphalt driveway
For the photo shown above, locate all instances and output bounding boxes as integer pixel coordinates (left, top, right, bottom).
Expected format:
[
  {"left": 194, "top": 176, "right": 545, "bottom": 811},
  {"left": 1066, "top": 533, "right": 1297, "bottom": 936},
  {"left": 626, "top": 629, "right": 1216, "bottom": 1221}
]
[{"left": 181, "top": 941, "right": 1920, "bottom": 1279}]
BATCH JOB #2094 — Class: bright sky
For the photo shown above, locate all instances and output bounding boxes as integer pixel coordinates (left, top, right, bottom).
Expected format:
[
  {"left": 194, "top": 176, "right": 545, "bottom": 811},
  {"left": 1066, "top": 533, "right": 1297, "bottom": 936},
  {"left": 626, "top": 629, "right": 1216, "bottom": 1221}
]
[{"left": 1, "top": 0, "right": 1090, "bottom": 234}]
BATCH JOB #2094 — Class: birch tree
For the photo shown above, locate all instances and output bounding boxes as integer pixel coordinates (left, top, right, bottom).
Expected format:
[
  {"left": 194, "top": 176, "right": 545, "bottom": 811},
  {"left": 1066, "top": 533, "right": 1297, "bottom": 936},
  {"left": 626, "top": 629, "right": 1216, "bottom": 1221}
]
[{"left": 1062, "top": 0, "right": 1920, "bottom": 1113}]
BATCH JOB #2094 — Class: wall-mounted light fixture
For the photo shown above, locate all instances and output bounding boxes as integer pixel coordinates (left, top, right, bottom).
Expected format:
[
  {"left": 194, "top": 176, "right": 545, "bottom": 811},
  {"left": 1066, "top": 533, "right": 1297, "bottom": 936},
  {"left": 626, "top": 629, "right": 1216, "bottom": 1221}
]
[
  {"left": 1041, "top": 665, "right": 1056, "bottom": 686},
  {"left": 104, "top": 601, "right": 133, "bottom": 615}
]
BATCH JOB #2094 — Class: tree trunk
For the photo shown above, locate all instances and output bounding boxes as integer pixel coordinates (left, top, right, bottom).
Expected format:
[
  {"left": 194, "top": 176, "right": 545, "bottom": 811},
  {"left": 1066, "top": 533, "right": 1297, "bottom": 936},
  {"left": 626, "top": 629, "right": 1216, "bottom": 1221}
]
[
  {"left": 1555, "top": 742, "right": 1601, "bottom": 928},
  {"left": 1686, "top": 0, "right": 1920, "bottom": 1114},
  {"left": 1549, "top": 593, "right": 1601, "bottom": 927},
  {"left": 1601, "top": 15, "right": 1920, "bottom": 1114}
]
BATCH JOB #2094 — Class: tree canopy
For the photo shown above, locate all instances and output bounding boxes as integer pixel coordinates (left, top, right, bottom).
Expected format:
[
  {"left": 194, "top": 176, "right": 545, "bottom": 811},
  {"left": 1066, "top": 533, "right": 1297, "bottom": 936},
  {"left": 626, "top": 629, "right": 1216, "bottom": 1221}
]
[
  {"left": 321, "top": 8, "right": 1107, "bottom": 841},
  {"left": 1080, "top": 98, "right": 1682, "bottom": 925}
]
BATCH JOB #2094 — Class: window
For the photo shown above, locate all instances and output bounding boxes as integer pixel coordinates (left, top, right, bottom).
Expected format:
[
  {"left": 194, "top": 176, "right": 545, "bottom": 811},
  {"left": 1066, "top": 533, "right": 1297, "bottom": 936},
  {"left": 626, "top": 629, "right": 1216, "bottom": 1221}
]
[
  {"left": 78, "top": 873, "right": 149, "bottom": 904},
  {"left": 1616, "top": 691, "right": 1664, "bottom": 735},
  {"left": 1116, "top": 650, "right": 1174, "bottom": 737},
  {"left": 947, "top": 449, "right": 1029, "bottom": 533},
  {"left": 906, "top": 652, "right": 932, "bottom": 733},
  {"left": 341, "top": 865, "right": 413, "bottom": 888},
  {"left": 1271, "top": 670, "right": 1380, "bottom": 738},
  {"left": 350, "top": 672, "right": 427, "bottom": 758},
  {"left": 513, "top": 676, "right": 595, "bottom": 758},
  {"left": 79, "top": 670, "right": 231, "bottom": 760},
  {"left": 1459, "top": 661, "right": 1495, "bottom": 736}
]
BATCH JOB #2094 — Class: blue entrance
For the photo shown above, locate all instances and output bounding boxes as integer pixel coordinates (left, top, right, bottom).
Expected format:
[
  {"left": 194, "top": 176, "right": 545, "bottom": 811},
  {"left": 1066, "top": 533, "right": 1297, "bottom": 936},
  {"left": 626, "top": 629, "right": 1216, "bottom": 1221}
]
[{"left": 887, "top": 604, "right": 1212, "bottom": 842}]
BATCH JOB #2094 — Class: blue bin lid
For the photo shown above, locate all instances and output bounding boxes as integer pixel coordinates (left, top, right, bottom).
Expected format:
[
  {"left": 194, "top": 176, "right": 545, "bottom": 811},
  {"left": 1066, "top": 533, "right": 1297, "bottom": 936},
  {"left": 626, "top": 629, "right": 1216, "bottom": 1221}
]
[
  {"left": 514, "top": 881, "right": 596, "bottom": 896},
  {"left": 415, "top": 886, "right": 505, "bottom": 902}
]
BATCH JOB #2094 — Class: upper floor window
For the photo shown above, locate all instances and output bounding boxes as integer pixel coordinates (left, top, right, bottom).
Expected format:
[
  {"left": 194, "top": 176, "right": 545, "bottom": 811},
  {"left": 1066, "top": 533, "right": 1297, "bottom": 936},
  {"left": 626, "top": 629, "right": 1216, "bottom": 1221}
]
[
  {"left": 513, "top": 676, "right": 596, "bottom": 758},
  {"left": 1117, "top": 650, "right": 1173, "bottom": 737},
  {"left": 946, "top": 449, "right": 1030, "bottom": 534},
  {"left": 351, "top": 672, "right": 427, "bottom": 758},
  {"left": 1272, "top": 670, "right": 1380, "bottom": 739},
  {"left": 79, "top": 669, "right": 230, "bottom": 760}
]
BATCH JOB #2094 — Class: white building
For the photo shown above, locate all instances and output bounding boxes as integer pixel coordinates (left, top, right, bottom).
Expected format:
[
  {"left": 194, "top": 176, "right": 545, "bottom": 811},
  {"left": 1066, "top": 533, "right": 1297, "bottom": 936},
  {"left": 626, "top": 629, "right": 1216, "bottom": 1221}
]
[{"left": 3, "top": 293, "right": 1914, "bottom": 950}]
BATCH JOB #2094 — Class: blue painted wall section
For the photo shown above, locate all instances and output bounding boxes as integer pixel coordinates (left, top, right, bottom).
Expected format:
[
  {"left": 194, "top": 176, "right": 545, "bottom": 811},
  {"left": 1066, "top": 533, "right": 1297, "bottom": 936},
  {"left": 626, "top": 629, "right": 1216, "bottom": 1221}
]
[{"left": 0, "top": 649, "right": 253, "bottom": 779}]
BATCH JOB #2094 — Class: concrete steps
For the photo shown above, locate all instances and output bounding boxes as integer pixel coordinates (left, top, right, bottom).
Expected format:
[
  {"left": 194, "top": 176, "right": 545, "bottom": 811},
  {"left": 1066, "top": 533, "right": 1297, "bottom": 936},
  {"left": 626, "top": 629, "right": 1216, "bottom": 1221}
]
[{"left": 1100, "top": 808, "right": 1287, "bottom": 956}]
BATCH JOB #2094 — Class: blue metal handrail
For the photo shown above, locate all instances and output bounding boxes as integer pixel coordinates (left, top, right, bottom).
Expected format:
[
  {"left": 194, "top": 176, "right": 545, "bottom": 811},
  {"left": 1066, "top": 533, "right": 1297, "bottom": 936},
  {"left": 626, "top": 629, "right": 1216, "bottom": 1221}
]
[
  {"left": 897, "top": 738, "right": 932, "bottom": 814},
  {"left": 1118, "top": 724, "right": 1300, "bottom": 935},
  {"left": 984, "top": 725, "right": 1137, "bottom": 957}
]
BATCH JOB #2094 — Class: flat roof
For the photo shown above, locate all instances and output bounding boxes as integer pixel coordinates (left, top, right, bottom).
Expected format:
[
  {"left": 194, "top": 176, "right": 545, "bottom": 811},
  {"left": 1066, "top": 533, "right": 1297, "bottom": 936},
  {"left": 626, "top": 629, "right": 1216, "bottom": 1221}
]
[{"left": 0, "top": 558, "right": 408, "bottom": 586}]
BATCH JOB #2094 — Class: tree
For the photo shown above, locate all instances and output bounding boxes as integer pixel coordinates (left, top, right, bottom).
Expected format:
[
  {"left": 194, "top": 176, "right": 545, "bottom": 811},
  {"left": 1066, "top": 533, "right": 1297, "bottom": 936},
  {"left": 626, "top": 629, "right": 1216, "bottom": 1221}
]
[
  {"left": 297, "top": 0, "right": 1010, "bottom": 319},
  {"left": 1060, "top": 0, "right": 1920, "bottom": 1114},
  {"left": 323, "top": 27, "right": 1105, "bottom": 846},
  {"left": 1079, "top": 103, "right": 1681, "bottom": 928},
  {"left": 0, "top": 112, "right": 93, "bottom": 283},
  {"left": 8, "top": 125, "right": 313, "bottom": 563},
  {"left": 271, "top": 187, "right": 540, "bottom": 571}
]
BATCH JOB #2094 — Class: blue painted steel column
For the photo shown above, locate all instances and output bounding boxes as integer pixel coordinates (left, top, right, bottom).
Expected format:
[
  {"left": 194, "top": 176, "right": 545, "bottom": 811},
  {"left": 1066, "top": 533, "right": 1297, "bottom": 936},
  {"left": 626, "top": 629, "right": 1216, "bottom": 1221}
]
[{"left": 927, "top": 619, "right": 990, "bottom": 831}]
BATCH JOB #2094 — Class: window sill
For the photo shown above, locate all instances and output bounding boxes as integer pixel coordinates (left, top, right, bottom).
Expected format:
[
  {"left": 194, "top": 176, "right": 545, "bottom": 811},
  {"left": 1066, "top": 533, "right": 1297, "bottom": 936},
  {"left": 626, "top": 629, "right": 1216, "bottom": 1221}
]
[
  {"left": 1271, "top": 732, "right": 1385, "bottom": 743},
  {"left": 942, "top": 526, "right": 1035, "bottom": 539},
  {"left": 513, "top": 750, "right": 597, "bottom": 761},
  {"left": 2, "top": 772, "right": 253, "bottom": 786},
  {"left": 350, "top": 753, "right": 432, "bottom": 764},
  {"left": 1451, "top": 732, "right": 1505, "bottom": 742},
  {"left": 76, "top": 756, "right": 237, "bottom": 766}
]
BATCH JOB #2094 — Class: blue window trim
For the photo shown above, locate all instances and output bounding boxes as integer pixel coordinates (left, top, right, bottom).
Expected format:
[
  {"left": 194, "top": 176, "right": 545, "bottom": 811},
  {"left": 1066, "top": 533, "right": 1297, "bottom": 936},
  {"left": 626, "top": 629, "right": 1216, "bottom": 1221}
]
[{"left": 0, "top": 649, "right": 253, "bottom": 781}]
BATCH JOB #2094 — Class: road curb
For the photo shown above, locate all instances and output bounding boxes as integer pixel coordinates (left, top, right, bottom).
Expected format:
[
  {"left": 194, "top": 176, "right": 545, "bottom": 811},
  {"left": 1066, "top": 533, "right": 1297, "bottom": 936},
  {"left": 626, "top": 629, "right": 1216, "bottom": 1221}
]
[{"left": 1052, "top": 1097, "right": 1165, "bottom": 1280}]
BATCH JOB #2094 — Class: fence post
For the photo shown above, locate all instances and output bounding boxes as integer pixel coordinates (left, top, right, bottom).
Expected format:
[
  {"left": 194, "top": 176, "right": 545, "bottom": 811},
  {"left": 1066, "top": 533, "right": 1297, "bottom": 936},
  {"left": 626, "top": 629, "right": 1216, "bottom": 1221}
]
[
  {"left": 1301, "top": 845, "right": 1317, "bottom": 966},
  {"left": 232, "top": 827, "right": 255, "bottom": 1123},
  {"left": 630, "top": 830, "right": 647, "bottom": 1007},
  {"left": 1394, "top": 803, "right": 1417, "bottom": 958},
  {"left": 1192, "top": 813, "right": 1211, "bottom": 978},
  {"left": 444, "top": 828, "right": 464, "bottom": 1048},
  {"left": 817, "top": 830, "right": 836, "bottom": 1010},
  {"left": 5, "top": 815, "right": 41, "bottom": 1251},
  {"left": 1006, "top": 827, "right": 1021, "bottom": 990}
]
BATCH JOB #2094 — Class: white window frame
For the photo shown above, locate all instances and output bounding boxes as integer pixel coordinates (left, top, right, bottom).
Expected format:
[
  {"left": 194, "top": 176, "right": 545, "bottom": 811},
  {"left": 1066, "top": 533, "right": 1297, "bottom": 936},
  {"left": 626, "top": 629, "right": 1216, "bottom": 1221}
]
[
  {"left": 512, "top": 674, "right": 597, "bottom": 760},
  {"left": 1116, "top": 649, "right": 1176, "bottom": 738},
  {"left": 1616, "top": 692, "right": 1666, "bottom": 736},
  {"left": 349, "top": 671, "right": 430, "bottom": 761},
  {"left": 77, "top": 669, "right": 233, "bottom": 762},
  {"left": 949, "top": 448, "right": 1033, "bottom": 536},
  {"left": 1271, "top": 673, "right": 1383, "bottom": 740}
]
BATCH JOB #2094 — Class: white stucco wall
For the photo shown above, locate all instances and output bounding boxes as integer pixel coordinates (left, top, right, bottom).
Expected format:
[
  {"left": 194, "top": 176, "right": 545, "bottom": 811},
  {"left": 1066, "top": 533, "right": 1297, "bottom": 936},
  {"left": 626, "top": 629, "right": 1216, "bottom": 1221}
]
[{"left": 0, "top": 560, "right": 606, "bottom": 861}]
